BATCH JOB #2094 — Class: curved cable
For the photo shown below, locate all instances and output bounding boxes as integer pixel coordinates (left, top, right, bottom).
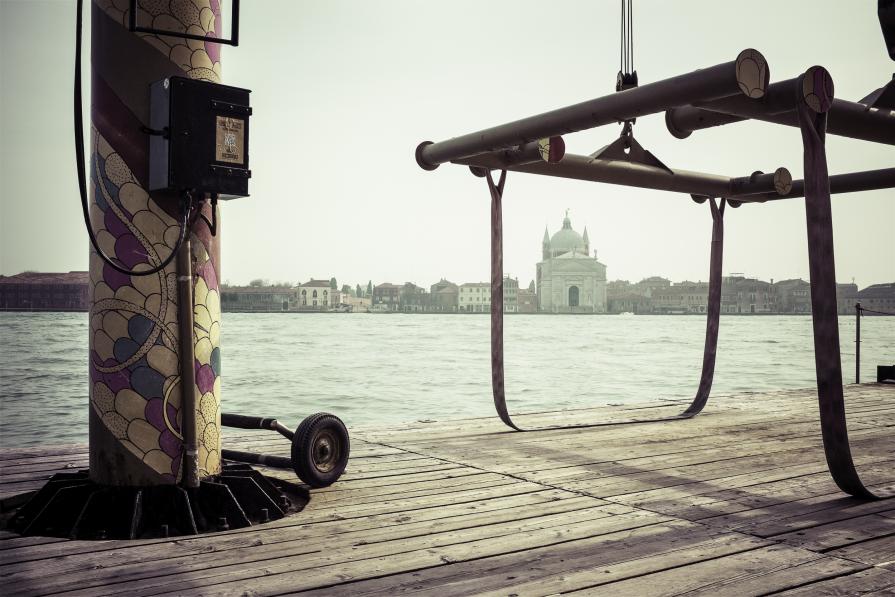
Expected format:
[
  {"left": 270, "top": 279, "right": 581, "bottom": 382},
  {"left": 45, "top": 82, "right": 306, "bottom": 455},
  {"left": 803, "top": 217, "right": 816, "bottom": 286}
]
[{"left": 75, "top": 0, "right": 191, "bottom": 277}]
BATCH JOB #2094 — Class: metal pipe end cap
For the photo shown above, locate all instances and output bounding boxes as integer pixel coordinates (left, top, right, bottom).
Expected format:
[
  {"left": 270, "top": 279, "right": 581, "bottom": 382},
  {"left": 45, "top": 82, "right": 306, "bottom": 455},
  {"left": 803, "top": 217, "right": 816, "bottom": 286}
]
[
  {"left": 736, "top": 48, "right": 770, "bottom": 99},
  {"left": 801, "top": 66, "right": 835, "bottom": 113},
  {"left": 415, "top": 141, "right": 439, "bottom": 171}
]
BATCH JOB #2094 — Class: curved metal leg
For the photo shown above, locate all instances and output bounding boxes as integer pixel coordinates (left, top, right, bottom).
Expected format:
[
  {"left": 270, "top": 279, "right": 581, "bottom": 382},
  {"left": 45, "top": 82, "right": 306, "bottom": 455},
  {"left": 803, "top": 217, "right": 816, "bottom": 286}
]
[
  {"left": 797, "top": 93, "right": 887, "bottom": 500},
  {"left": 486, "top": 170, "right": 726, "bottom": 432}
]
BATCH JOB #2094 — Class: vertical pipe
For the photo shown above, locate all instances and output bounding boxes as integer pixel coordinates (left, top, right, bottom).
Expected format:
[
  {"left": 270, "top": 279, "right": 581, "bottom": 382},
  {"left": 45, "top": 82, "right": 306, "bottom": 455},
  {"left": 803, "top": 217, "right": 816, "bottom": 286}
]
[
  {"left": 856, "top": 302, "right": 861, "bottom": 384},
  {"left": 87, "top": 0, "right": 224, "bottom": 485},
  {"left": 177, "top": 236, "right": 199, "bottom": 488}
]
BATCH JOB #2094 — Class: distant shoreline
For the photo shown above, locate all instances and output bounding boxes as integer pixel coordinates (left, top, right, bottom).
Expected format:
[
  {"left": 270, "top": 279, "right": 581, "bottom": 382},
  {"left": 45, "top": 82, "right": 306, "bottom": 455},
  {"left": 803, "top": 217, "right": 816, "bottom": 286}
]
[{"left": 2, "top": 309, "right": 889, "bottom": 316}]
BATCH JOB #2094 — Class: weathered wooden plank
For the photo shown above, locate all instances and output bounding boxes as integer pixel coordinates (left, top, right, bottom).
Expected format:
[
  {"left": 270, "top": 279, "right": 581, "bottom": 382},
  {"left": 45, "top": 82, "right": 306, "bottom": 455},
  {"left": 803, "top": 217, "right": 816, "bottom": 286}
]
[
  {"left": 561, "top": 544, "right": 866, "bottom": 596},
  {"left": 774, "top": 567, "right": 895, "bottom": 596},
  {"left": 772, "top": 513, "right": 895, "bottom": 551},
  {"left": 0, "top": 385, "right": 890, "bottom": 597},
  {"left": 0, "top": 488, "right": 574, "bottom": 566},
  {"left": 1, "top": 493, "right": 608, "bottom": 588},
  {"left": 298, "top": 523, "right": 769, "bottom": 596},
  {"left": 709, "top": 498, "right": 895, "bottom": 538},
  {"left": 15, "top": 507, "right": 667, "bottom": 596},
  {"left": 825, "top": 535, "right": 895, "bottom": 568}
]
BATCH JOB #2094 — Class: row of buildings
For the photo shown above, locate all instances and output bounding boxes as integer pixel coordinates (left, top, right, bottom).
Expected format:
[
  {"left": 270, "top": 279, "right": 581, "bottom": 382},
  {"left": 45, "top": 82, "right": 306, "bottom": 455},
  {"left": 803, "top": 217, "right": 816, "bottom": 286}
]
[
  {"left": 606, "top": 276, "right": 893, "bottom": 315},
  {"left": 0, "top": 213, "right": 891, "bottom": 315},
  {"left": 4, "top": 269, "right": 892, "bottom": 316}
]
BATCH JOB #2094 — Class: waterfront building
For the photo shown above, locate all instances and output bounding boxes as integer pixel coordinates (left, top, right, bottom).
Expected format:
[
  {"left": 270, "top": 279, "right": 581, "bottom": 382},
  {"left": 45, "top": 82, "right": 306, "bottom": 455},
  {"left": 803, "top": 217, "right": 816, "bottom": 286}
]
[
  {"left": 221, "top": 285, "right": 296, "bottom": 312},
  {"left": 854, "top": 282, "right": 895, "bottom": 315},
  {"left": 652, "top": 281, "right": 709, "bottom": 314},
  {"left": 837, "top": 282, "right": 859, "bottom": 314},
  {"left": 775, "top": 278, "right": 812, "bottom": 313},
  {"left": 607, "top": 292, "right": 651, "bottom": 314},
  {"left": 342, "top": 294, "right": 372, "bottom": 313},
  {"left": 458, "top": 282, "right": 490, "bottom": 313},
  {"left": 0, "top": 271, "right": 89, "bottom": 311},
  {"left": 297, "top": 279, "right": 333, "bottom": 309},
  {"left": 536, "top": 212, "right": 607, "bottom": 313},
  {"left": 517, "top": 281, "right": 537, "bottom": 313},
  {"left": 632, "top": 276, "right": 671, "bottom": 299},
  {"left": 608, "top": 279, "right": 656, "bottom": 313},
  {"left": 429, "top": 279, "right": 459, "bottom": 313},
  {"left": 503, "top": 276, "right": 519, "bottom": 313},
  {"left": 721, "top": 276, "right": 776, "bottom": 314},
  {"left": 399, "top": 283, "right": 429, "bottom": 312},
  {"left": 372, "top": 283, "right": 401, "bottom": 311}
]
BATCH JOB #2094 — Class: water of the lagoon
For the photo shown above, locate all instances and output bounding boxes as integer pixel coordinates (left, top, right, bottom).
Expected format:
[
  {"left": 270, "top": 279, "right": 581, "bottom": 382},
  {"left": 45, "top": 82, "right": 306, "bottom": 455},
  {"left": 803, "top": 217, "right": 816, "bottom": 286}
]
[{"left": 0, "top": 312, "right": 892, "bottom": 448}]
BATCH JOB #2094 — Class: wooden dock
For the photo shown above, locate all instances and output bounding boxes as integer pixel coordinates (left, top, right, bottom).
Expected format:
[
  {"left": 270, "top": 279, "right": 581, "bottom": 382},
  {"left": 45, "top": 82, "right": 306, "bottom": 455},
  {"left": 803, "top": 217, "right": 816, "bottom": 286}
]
[{"left": 1, "top": 385, "right": 893, "bottom": 596}]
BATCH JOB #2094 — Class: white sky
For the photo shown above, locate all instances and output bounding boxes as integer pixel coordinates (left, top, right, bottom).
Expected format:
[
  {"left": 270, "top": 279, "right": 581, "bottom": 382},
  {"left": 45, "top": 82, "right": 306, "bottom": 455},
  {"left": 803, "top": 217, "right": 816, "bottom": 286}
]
[{"left": 1, "top": 0, "right": 893, "bottom": 289}]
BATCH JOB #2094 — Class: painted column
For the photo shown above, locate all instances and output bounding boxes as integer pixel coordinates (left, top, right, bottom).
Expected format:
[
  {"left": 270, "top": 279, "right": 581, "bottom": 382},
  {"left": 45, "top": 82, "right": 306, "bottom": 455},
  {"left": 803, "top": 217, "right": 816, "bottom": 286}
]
[{"left": 88, "top": 0, "right": 223, "bottom": 485}]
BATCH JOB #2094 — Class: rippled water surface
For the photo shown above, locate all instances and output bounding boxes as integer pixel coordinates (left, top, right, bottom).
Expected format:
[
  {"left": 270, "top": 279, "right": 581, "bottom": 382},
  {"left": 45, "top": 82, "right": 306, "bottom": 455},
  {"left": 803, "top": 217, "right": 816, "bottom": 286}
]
[{"left": 1, "top": 312, "right": 892, "bottom": 447}]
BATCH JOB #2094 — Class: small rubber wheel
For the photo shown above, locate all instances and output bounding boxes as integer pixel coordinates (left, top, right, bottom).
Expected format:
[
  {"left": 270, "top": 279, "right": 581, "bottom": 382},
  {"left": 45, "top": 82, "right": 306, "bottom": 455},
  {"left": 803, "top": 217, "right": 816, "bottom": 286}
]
[{"left": 291, "top": 413, "right": 350, "bottom": 488}]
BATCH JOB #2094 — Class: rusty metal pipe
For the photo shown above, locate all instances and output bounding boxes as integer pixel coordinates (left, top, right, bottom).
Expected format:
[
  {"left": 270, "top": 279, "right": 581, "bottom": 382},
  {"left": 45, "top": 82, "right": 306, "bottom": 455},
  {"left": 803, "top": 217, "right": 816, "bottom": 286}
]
[
  {"left": 732, "top": 167, "right": 895, "bottom": 202},
  {"left": 177, "top": 236, "right": 199, "bottom": 489},
  {"left": 667, "top": 99, "right": 895, "bottom": 146},
  {"left": 456, "top": 152, "right": 789, "bottom": 198},
  {"left": 469, "top": 137, "right": 566, "bottom": 176},
  {"left": 698, "top": 67, "right": 833, "bottom": 115},
  {"left": 417, "top": 49, "right": 769, "bottom": 169}
]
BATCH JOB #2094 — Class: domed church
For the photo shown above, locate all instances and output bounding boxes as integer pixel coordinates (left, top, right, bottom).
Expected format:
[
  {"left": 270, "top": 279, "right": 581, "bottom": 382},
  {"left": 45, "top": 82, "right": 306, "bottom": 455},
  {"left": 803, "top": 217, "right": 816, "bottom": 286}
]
[{"left": 536, "top": 211, "right": 607, "bottom": 313}]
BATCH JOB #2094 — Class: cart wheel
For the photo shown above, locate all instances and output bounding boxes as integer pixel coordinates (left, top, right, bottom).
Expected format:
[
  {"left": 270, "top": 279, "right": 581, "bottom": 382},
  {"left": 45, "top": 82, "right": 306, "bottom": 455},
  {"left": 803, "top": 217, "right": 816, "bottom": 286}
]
[{"left": 291, "top": 413, "right": 349, "bottom": 488}]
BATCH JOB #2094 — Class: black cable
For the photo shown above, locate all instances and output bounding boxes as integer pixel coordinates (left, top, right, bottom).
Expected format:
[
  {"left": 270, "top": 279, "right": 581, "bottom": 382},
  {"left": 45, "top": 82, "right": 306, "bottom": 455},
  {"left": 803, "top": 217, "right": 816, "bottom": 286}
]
[
  {"left": 858, "top": 306, "right": 895, "bottom": 316},
  {"left": 620, "top": 0, "right": 624, "bottom": 74},
  {"left": 628, "top": 0, "right": 634, "bottom": 73},
  {"left": 75, "top": 0, "right": 191, "bottom": 277}
]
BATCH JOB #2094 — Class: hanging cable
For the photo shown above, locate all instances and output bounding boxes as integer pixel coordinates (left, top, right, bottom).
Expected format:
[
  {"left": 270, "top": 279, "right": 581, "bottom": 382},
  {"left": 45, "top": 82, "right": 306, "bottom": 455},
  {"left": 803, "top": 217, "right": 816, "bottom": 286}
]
[
  {"left": 616, "top": 0, "right": 638, "bottom": 92},
  {"left": 75, "top": 0, "right": 192, "bottom": 277}
]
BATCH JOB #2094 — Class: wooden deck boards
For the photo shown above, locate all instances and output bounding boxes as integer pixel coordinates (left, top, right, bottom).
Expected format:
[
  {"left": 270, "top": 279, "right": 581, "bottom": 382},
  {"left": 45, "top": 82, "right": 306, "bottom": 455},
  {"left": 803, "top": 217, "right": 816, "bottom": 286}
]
[{"left": 0, "top": 384, "right": 892, "bottom": 596}]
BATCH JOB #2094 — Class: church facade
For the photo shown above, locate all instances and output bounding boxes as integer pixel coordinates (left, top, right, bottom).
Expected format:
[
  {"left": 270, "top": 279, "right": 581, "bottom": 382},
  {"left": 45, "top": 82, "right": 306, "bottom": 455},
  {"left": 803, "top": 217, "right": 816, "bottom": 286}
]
[{"left": 536, "top": 212, "right": 608, "bottom": 313}]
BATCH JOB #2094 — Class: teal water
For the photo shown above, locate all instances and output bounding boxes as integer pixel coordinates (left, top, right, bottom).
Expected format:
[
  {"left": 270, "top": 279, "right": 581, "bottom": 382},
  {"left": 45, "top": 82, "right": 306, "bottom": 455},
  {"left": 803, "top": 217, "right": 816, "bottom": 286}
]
[{"left": 0, "top": 312, "right": 892, "bottom": 447}]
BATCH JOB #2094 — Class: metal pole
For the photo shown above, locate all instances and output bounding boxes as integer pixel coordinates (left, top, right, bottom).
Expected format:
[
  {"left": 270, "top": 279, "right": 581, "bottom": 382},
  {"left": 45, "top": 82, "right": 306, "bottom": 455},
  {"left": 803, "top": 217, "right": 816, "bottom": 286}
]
[
  {"left": 456, "top": 152, "right": 790, "bottom": 198},
  {"left": 88, "top": 0, "right": 225, "bottom": 486},
  {"left": 177, "top": 237, "right": 199, "bottom": 488},
  {"left": 731, "top": 168, "right": 895, "bottom": 202},
  {"left": 856, "top": 302, "right": 861, "bottom": 384},
  {"left": 417, "top": 49, "right": 769, "bottom": 169},
  {"left": 666, "top": 98, "right": 895, "bottom": 146}
]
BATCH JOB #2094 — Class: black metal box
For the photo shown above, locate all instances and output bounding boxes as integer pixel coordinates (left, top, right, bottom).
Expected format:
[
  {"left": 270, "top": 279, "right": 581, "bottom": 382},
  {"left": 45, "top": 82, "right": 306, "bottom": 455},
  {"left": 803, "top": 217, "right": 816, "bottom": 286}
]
[{"left": 149, "top": 76, "right": 251, "bottom": 199}]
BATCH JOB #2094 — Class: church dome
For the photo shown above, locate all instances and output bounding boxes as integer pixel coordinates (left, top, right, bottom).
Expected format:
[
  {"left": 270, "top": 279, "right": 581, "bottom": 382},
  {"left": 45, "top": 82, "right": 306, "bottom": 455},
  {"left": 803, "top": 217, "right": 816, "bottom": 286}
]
[{"left": 549, "top": 215, "right": 586, "bottom": 254}]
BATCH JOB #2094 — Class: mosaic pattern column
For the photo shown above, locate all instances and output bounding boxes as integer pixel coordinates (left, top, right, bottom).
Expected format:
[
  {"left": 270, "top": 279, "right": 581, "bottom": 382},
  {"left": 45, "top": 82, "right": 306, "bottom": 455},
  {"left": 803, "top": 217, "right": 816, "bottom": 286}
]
[{"left": 88, "top": 0, "right": 223, "bottom": 485}]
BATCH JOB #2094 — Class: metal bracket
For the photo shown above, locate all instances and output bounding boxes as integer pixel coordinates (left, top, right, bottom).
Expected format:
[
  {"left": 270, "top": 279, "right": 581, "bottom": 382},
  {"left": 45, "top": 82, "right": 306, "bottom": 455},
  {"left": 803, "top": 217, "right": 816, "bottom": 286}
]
[
  {"left": 128, "top": 0, "right": 240, "bottom": 46},
  {"left": 589, "top": 127, "right": 672, "bottom": 173}
]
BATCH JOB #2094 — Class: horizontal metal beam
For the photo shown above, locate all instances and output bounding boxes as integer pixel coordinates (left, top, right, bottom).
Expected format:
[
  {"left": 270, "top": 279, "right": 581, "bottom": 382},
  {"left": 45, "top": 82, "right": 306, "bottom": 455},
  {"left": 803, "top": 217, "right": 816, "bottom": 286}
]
[
  {"left": 667, "top": 99, "right": 895, "bottom": 146},
  {"left": 417, "top": 49, "right": 769, "bottom": 169},
  {"left": 455, "top": 152, "right": 789, "bottom": 198},
  {"left": 732, "top": 167, "right": 895, "bottom": 203}
]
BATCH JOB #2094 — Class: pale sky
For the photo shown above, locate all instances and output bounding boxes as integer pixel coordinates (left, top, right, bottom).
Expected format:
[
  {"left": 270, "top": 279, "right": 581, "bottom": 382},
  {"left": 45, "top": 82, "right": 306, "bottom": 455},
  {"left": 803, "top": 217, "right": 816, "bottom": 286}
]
[{"left": 1, "top": 0, "right": 893, "bottom": 289}]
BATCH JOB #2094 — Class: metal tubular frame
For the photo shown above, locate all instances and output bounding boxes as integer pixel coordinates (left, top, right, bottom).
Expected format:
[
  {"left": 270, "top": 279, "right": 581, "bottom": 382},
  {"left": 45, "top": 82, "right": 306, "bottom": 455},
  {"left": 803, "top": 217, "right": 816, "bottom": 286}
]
[
  {"left": 458, "top": 152, "right": 790, "bottom": 198},
  {"left": 732, "top": 168, "right": 895, "bottom": 203},
  {"left": 417, "top": 49, "right": 770, "bottom": 169},
  {"left": 666, "top": 98, "right": 895, "bottom": 146},
  {"left": 417, "top": 55, "right": 893, "bottom": 500}
]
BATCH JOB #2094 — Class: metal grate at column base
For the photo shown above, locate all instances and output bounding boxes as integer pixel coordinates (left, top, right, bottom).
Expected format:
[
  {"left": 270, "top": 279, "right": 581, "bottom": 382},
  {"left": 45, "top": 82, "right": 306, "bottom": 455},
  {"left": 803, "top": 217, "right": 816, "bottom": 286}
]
[{"left": 3, "top": 462, "right": 309, "bottom": 540}]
